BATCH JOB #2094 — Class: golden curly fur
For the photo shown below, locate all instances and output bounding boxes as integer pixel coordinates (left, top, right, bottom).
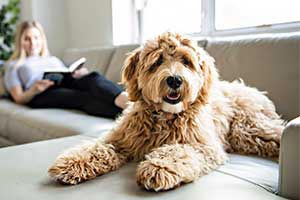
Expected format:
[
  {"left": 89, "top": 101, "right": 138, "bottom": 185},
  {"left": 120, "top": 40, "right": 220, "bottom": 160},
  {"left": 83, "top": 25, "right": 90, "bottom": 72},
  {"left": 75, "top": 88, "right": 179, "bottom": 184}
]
[{"left": 48, "top": 32, "right": 284, "bottom": 191}]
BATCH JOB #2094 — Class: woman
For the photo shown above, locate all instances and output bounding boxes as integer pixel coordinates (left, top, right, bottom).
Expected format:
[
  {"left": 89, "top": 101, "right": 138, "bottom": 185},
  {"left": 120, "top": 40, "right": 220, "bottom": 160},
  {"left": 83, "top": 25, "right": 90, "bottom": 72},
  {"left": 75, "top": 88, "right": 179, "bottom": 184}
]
[{"left": 4, "top": 20, "right": 128, "bottom": 118}]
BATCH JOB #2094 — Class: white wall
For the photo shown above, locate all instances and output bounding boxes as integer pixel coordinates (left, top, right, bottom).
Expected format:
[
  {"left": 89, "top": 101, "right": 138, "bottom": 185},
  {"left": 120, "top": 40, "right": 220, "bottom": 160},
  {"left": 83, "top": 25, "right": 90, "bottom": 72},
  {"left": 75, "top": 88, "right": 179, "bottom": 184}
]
[
  {"left": 20, "top": 0, "right": 33, "bottom": 21},
  {"left": 19, "top": 0, "right": 113, "bottom": 57},
  {"left": 20, "top": 0, "right": 68, "bottom": 57},
  {"left": 34, "top": 0, "right": 68, "bottom": 57},
  {"left": 65, "top": 0, "right": 113, "bottom": 48}
]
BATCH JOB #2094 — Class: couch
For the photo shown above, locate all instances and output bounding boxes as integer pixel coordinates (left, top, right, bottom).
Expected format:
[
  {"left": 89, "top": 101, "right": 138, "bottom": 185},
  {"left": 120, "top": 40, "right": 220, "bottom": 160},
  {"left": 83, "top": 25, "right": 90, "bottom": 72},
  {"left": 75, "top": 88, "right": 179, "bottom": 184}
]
[{"left": 0, "top": 32, "right": 299, "bottom": 200}]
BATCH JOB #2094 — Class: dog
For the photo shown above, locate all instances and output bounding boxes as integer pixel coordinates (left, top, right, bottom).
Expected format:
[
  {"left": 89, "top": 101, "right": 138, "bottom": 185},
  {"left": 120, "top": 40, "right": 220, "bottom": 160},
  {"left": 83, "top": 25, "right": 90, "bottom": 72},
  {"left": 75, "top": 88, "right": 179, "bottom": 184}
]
[{"left": 48, "top": 32, "right": 284, "bottom": 191}]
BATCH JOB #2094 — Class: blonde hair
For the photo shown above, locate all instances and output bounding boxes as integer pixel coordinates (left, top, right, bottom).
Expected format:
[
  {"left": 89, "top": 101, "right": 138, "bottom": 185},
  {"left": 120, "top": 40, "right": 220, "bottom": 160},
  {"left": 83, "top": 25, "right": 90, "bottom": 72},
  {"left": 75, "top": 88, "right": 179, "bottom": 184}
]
[{"left": 8, "top": 20, "right": 49, "bottom": 68}]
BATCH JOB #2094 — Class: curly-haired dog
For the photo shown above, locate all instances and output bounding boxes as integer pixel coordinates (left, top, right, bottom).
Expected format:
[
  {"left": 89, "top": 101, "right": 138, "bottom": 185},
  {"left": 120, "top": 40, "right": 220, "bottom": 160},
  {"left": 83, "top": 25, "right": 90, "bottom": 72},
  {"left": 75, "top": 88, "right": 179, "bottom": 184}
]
[{"left": 48, "top": 32, "right": 284, "bottom": 191}]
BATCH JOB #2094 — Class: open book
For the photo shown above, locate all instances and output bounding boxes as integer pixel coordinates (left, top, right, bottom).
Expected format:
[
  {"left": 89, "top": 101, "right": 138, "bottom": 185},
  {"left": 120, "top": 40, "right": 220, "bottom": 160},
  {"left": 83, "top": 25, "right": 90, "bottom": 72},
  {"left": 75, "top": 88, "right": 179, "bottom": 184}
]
[{"left": 43, "top": 57, "right": 86, "bottom": 85}]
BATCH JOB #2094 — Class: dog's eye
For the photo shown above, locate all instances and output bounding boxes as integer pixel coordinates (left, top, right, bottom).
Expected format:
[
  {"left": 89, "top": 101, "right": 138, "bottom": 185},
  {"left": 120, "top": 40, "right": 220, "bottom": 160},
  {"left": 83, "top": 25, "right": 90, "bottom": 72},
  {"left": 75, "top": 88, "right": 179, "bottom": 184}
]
[
  {"left": 182, "top": 57, "right": 192, "bottom": 67},
  {"left": 149, "top": 55, "right": 163, "bottom": 72}
]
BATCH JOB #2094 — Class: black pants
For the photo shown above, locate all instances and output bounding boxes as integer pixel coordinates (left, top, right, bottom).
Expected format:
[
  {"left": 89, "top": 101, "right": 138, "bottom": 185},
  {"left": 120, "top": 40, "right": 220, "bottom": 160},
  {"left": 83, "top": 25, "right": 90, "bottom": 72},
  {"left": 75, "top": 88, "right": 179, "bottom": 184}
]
[{"left": 28, "top": 72, "right": 123, "bottom": 118}]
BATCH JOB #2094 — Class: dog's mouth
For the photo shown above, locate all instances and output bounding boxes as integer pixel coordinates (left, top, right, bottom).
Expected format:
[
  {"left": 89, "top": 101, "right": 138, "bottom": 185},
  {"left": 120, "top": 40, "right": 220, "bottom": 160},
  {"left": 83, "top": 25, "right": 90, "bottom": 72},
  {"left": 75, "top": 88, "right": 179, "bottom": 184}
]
[{"left": 163, "top": 92, "right": 181, "bottom": 104}]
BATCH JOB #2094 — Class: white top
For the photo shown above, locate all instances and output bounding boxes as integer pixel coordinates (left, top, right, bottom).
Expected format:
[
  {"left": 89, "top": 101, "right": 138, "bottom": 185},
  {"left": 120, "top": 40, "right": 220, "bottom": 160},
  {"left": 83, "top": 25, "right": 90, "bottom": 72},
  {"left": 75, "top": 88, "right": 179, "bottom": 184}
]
[{"left": 4, "top": 56, "right": 67, "bottom": 90}]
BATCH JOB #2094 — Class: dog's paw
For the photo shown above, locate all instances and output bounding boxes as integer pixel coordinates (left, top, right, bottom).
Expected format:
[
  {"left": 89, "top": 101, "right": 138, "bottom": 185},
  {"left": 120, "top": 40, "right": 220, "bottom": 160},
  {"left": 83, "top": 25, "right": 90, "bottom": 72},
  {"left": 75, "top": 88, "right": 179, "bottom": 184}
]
[
  {"left": 48, "top": 153, "right": 97, "bottom": 185},
  {"left": 48, "top": 142, "right": 126, "bottom": 185},
  {"left": 136, "top": 159, "right": 182, "bottom": 192}
]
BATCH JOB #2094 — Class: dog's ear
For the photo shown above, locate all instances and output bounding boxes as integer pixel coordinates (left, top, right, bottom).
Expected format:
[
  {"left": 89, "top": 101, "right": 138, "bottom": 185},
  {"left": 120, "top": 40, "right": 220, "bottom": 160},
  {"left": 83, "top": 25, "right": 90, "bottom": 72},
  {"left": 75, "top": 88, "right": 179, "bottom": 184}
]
[
  {"left": 197, "top": 50, "right": 219, "bottom": 105},
  {"left": 121, "top": 48, "right": 141, "bottom": 102}
]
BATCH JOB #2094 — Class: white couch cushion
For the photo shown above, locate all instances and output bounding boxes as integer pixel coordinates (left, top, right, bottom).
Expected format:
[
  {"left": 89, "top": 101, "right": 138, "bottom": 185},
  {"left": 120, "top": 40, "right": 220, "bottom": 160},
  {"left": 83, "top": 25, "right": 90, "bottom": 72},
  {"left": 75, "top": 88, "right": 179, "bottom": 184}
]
[
  {"left": 218, "top": 154, "right": 278, "bottom": 193},
  {"left": 0, "top": 64, "right": 7, "bottom": 97},
  {"left": 0, "top": 99, "right": 29, "bottom": 139},
  {"left": 62, "top": 46, "right": 115, "bottom": 74},
  {"left": 0, "top": 135, "right": 15, "bottom": 147},
  {"left": 105, "top": 44, "right": 140, "bottom": 83},
  {"left": 0, "top": 73, "right": 6, "bottom": 97},
  {"left": 0, "top": 99, "right": 115, "bottom": 144},
  {"left": 0, "top": 136, "right": 285, "bottom": 200},
  {"left": 206, "top": 33, "right": 300, "bottom": 120}
]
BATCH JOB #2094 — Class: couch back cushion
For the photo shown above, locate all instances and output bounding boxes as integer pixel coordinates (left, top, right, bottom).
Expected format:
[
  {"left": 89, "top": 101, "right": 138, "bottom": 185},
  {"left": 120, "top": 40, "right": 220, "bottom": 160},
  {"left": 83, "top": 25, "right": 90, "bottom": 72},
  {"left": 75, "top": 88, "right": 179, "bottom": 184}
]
[
  {"left": 0, "top": 73, "right": 6, "bottom": 97},
  {"left": 0, "top": 61, "right": 8, "bottom": 97},
  {"left": 206, "top": 33, "right": 300, "bottom": 120},
  {"left": 62, "top": 46, "right": 115, "bottom": 74},
  {"left": 105, "top": 44, "right": 140, "bottom": 83}
]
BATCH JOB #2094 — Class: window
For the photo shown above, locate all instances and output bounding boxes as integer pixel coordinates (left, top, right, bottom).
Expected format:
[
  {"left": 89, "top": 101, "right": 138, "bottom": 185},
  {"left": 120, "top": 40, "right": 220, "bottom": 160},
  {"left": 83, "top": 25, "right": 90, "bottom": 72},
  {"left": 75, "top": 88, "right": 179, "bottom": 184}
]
[
  {"left": 215, "top": 0, "right": 300, "bottom": 30},
  {"left": 112, "top": 0, "right": 300, "bottom": 45},
  {"left": 142, "top": 0, "right": 202, "bottom": 41},
  {"left": 112, "top": 0, "right": 138, "bottom": 46}
]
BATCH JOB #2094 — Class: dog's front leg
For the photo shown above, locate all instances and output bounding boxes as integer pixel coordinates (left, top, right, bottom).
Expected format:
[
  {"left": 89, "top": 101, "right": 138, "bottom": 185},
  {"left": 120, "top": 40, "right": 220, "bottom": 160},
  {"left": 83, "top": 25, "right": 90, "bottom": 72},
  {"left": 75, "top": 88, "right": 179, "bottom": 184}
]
[
  {"left": 48, "top": 140, "right": 126, "bottom": 185},
  {"left": 136, "top": 143, "right": 227, "bottom": 191}
]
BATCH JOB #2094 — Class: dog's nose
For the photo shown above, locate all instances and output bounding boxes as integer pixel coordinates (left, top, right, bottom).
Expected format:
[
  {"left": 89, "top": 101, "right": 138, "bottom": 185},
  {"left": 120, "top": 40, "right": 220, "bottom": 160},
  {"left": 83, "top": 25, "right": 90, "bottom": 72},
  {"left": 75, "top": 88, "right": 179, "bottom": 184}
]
[{"left": 166, "top": 76, "right": 182, "bottom": 89}]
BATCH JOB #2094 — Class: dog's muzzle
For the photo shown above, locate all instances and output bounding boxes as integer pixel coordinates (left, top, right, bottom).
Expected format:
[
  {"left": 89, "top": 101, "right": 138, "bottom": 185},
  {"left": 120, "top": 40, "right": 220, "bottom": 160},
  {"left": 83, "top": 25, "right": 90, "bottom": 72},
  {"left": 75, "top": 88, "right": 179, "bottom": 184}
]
[{"left": 163, "top": 76, "right": 183, "bottom": 104}]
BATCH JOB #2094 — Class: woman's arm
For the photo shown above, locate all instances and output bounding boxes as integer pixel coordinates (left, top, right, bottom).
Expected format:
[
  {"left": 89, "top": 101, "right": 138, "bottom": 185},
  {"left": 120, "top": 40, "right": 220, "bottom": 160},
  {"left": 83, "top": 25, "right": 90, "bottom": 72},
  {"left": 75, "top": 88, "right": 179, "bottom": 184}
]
[{"left": 9, "top": 80, "right": 54, "bottom": 104}]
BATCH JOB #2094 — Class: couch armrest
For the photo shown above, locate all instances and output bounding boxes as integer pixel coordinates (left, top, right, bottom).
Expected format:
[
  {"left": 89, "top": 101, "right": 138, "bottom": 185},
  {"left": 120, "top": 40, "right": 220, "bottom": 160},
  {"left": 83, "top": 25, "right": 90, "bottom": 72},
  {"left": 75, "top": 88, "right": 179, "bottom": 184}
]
[{"left": 278, "top": 117, "right": 300, "bottom": 200}]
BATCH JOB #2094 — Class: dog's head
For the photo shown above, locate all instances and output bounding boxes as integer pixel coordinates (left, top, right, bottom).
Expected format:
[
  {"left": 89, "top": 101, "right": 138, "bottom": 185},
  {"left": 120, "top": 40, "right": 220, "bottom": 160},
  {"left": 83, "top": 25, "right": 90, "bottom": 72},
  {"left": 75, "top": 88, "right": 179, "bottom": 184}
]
[{"left": 122, "top": 32, "right": 218, "bottom": 113}]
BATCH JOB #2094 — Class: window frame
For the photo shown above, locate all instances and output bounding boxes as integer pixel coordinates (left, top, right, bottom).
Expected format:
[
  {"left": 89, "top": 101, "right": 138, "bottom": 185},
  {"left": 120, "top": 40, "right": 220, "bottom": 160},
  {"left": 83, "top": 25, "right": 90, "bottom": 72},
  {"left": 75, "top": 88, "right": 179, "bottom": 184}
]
[{"left": 192, "top": 0, "right": 300, "bottom": 38}]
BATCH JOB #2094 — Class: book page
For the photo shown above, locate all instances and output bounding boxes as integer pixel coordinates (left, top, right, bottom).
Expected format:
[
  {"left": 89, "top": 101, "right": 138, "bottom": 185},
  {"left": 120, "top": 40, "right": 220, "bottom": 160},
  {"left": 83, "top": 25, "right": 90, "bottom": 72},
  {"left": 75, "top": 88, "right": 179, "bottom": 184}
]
[
  {"left": 68, "top": 57, "right": 87, "bottom": 72},
  {"left": 43, "top": 57, "right": 86, "bottom": 73}
]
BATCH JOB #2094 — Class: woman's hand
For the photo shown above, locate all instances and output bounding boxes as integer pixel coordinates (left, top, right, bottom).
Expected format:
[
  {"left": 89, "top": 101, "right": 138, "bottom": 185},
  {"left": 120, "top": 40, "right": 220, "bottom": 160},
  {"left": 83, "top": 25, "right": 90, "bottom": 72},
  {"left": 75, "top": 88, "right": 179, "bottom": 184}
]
[
  {"left": 72, "top": 67, "right": 89, "bottom": 79},
  {"left": 30, "top": 79, "right": 54, "bottom": 95},
  {"left": 9, "top": 80, "right": 54, "bottom": 105}
]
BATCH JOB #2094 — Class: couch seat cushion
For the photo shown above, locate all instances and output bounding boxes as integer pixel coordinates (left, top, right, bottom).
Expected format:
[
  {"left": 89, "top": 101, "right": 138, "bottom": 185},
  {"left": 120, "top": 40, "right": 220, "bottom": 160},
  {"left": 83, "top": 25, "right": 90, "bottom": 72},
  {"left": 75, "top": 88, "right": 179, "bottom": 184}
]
[
  {"left": 0, "top": 99, "right": 115, "bottom": 144},
  {"left": 0, "top": 136, "right": 286, "bottom": 200},
  {"left": 218, "top": 154, "right": 278, "bottom": 193},
  {"left": 0, "top": 99, "right": 29, "bottom": 138}
]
